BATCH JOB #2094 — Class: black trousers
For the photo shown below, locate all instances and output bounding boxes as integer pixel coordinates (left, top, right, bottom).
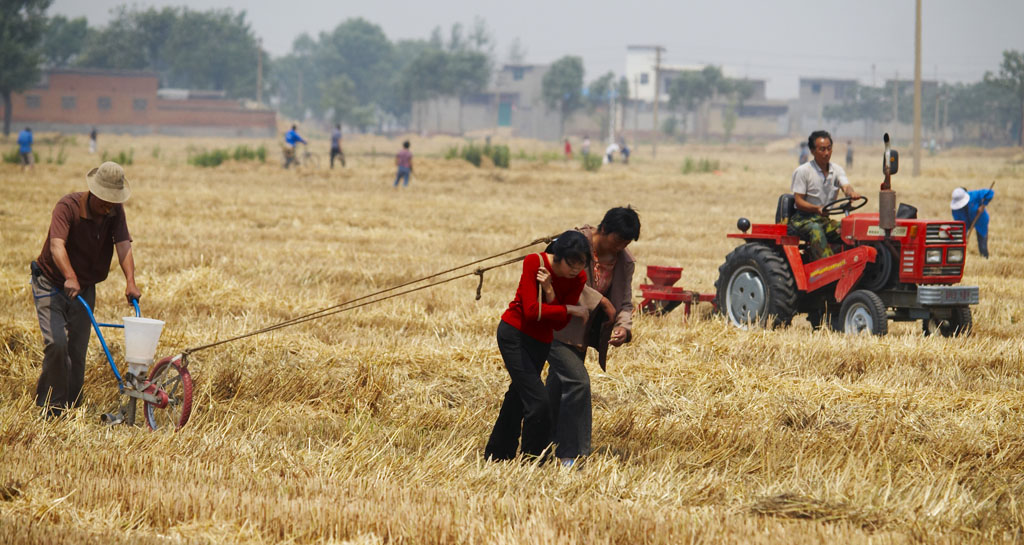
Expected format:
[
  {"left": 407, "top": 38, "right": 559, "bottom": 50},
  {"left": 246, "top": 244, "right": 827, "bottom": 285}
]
[
  {"left": 485, "top": 321, "right": 553, "bottom": 460},
  {"left": 330, "top": 147, "right": 345, "bottom": 168},
  {"left": 546, "top": 341, "right": 591, "bottom": 458}
]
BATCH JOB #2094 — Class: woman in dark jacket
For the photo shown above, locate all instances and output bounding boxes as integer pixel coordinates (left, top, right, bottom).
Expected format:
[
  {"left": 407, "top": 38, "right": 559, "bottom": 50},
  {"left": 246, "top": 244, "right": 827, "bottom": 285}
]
[{"left": 484, "top": 231, "right": 591, "bottom": 461}]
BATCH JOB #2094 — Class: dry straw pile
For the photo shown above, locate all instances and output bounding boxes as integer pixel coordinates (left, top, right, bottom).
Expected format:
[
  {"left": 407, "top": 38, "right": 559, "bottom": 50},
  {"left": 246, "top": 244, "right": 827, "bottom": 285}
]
[{"left": 1, "top": 134, "right": 1023, "bottom": 544}]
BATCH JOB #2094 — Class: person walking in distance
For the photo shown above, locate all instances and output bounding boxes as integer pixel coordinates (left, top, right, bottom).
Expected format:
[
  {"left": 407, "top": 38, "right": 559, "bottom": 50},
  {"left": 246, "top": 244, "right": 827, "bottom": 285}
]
[
  {"left": 394, "top": 140, "right": 413, "bottom": 188},
  {"left": 330, "top": 124, "right": 345, "bottom": 168},
  {"left": 30, "top": 162, "right": 141, "bottom": 417},
  {"left": 89, "top": 127, "right": 98, "bottom": 154},
  {"left": 845, "top": 140, "right": 854, "bottom": 169},
  {"left": 18, "top": 127, "right": 34, "bottom": 171}
]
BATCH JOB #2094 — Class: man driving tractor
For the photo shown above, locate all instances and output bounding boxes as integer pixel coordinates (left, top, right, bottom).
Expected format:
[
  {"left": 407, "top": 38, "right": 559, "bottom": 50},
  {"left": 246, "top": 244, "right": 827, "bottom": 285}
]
[{"left": 789, "top": 130, "right": 862, "bottom": 261}]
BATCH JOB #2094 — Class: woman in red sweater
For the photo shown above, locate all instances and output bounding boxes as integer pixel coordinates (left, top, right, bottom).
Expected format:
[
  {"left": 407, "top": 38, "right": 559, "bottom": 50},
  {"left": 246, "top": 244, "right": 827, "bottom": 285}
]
[{"left": 485, "top": 230, "right": 591, "bottom": 461}]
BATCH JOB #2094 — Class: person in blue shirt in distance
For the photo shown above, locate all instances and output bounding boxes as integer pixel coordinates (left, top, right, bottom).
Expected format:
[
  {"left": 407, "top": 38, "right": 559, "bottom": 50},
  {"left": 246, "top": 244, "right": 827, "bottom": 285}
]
[
  {"left": 283, "top": 124, "right": 307, "bottom": 169},
  {"left": 950, "top": 187, "right": 995, "bottom": 259},
  {"left": 18, "top": 127, "right": 34, "bottom": 171}
]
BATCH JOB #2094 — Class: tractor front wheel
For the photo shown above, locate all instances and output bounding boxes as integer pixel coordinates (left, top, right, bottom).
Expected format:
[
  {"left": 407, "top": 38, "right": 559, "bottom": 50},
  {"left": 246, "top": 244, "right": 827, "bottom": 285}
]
[
  {"left": 923, "top": 306, "right": 973, "bottom": 337},
  {"left": 838, "top": 289, "right": 888, "bottom": 335},
  {"left": 715, "top": 243, "right": 797, "bottom": 329}
]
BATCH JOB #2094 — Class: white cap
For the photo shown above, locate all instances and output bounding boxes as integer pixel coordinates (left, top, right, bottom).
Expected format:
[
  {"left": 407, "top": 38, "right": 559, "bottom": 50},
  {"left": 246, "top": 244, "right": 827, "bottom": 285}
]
[{"left": 950, "top": 188, "right": 969, "bottom": 210}]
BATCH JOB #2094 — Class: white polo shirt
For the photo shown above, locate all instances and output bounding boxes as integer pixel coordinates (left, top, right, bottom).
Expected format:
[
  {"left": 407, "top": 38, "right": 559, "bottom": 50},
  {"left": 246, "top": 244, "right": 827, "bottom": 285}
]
[{"left": 791, "top": 161, "right": 850, "bottom": 207}]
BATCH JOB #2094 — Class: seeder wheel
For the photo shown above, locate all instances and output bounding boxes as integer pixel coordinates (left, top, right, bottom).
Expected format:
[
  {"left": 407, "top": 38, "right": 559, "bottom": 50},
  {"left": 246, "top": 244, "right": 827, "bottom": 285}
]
[{"left": 144, "top": 356, "right": 194, "bottom": 430}]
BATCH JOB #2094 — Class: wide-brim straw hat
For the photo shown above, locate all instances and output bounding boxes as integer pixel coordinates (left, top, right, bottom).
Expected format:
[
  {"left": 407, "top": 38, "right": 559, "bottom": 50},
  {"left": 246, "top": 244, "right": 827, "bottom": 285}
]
[
  {"left": 950, "top": 188, "right": 969, "bottom": 210},
  {"left": 86, "top": 162, "right": 131, "bottom": 203}
]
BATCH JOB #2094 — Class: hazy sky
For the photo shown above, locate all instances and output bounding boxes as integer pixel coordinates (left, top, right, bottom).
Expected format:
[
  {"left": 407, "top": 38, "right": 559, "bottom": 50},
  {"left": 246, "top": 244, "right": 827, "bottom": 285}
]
[{"left": 52, "top": 0, "right": 1024, "bottom": 99}]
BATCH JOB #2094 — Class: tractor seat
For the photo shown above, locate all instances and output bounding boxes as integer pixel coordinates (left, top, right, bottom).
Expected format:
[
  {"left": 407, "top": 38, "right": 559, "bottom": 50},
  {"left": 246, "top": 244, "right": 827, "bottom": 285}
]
[
  {"left": 897, "top": 203, "right": 918, "bottom": 219},
  {"left": 775, "top": 194, "right": 796, "bottom": 224},
  {"left": 776, "top": 194, "right": 801, "bottom": 237}
]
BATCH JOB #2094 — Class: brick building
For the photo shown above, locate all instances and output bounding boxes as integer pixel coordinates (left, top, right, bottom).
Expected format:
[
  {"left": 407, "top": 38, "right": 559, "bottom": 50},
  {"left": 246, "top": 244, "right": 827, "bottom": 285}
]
[{"left": 11, "top": 69, "right": 275, "bottom": 137}]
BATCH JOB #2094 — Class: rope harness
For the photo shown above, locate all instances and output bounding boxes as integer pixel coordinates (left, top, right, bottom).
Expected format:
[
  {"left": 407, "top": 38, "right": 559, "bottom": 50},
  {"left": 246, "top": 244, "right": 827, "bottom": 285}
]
[{"left": 178, "top": 235, "right": 556, "bottom": 367}]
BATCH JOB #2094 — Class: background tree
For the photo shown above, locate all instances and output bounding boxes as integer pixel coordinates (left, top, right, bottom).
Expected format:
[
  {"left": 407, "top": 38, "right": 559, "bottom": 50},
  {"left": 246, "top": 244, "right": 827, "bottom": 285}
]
[
  {"left": 268, "top": 33, "right": 316, "bottom": 119},
  {"left": 399, "top": 48, "right": 451, "bottom": 131},
  {"left": 616, "top": 76, "right": 630, "bottom": 110},
  {"left": 985, "top": 50, "right": 1024, "bottom": 146},
  {"left": 586, "top": 72, "right": 615, "bottom": 110},
  {"left": 585, "top": 71, "right": 615, "bottom": 139},
  {"left": 164, "top": 8, "right": 261, "bottom": 97},
  {"left": 542, "top": 55, "right": 584, "bottom": 135},
  {"left": 41, "top": 15, "right": 88, "bottom": 67},
  {"left": 380, "top": 38, "right": 436, "bottom": 126},
  {"left": 448, "top": 49, "right": 490, "bottom": 132},
  {"left": 946, "top": 80, "right": 1017, "bottom": 146},
  {"left": 320, "top": 74, "right": 358, "bottom": 126},
  {"left": 77, "top": 6, "right": 261, "bottom": 98},
  {"left": 0, "top": 0, "right": 51, "bottom": 136},
  {"left": 394, "top": 21, "right": 491, "bottom": 133},
  {"left": 666, "top": 71, "right": 709, "bottom": 138},
  {"left": 76, "top": 6, "right": 174, "bottom": 72}
]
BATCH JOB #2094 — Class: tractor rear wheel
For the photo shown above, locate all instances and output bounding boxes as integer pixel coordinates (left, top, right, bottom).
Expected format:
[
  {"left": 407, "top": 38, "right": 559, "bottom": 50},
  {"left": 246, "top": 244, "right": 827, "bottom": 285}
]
[
  {"left": 923, "top": 306, "right": 973, "bottom": 337},
  {"left": 838, "top": 289, "right": 888, "bottom": 335},
  {"left": 715, "top": 243, "right": 797, "bottom": 329}
]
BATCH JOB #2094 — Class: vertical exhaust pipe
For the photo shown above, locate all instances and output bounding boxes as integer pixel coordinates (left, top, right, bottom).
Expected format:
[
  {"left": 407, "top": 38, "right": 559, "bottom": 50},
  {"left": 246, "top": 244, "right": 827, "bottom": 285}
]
[{"left": 879, "top": 133, "right": 897, "bottom": 238}]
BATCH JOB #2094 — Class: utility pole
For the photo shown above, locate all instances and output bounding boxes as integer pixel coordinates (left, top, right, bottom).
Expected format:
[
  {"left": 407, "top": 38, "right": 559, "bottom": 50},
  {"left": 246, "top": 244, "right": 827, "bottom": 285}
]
[
  {"left": 256, "top": 38, "right": 263, "bottom": 106},
  {"left": 892, "top": 71, "right": 899, "bottom": 141},
  {"left": 651, "top": 46, "right": 664, "bottom": 159},
  {"left": 633, "top": 75, "right": 640, "bottom": 145},
  {"left": 912, "top": 0, "right": 922, "bottom": 176},
  {"left": 942, "top": 96, "right": 949, "bottom": 148},
  {"left": 933, "top": 68, "right": 941, "bottom": 145},
  {"left": 608, "top": 87, "right": 616, "bottom": 143}
]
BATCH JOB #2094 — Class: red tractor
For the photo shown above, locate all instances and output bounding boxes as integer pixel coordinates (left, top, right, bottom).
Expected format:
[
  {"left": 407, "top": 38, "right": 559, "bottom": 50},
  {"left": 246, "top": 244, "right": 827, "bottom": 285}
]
[{"left": 715, "top": 135, "right": 979, "bottom": 336}]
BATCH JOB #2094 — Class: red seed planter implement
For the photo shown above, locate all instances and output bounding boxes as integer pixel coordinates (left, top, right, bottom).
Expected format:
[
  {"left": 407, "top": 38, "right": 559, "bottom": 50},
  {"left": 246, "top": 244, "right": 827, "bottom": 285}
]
[
  {"left": 78, "top": 296, "right": 193, "bottom": 430},
  {"left": 638, "top": 265, "right": 716, "bottom": 318}
]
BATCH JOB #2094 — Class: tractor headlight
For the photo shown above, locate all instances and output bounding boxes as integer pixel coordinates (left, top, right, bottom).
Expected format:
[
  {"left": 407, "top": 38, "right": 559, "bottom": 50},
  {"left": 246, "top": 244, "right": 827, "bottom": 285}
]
[
  {"left": 926, "top": 249, "right": 943, "bottom": 264},
  {"left": 947, "top": 248, "right": 964, "bottom": 263}
]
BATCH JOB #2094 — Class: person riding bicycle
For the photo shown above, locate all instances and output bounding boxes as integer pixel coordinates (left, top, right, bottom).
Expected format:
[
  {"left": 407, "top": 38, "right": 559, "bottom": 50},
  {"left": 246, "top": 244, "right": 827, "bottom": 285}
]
[
  {"left": 789, "top": 130, "right": 862, "bottom": 262},
  {"left": 283, "top": 124, "right": 307, "bottom": 169}
]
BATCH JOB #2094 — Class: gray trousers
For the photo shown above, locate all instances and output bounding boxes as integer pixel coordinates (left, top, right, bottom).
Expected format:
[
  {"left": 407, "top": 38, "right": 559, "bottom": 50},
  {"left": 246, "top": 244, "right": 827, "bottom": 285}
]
[
  {"left": 545, "top": 341, "right": 591, "bottom": 458},
  {"left": 31, "top": 270, "right": 96, "bottom": 412}
]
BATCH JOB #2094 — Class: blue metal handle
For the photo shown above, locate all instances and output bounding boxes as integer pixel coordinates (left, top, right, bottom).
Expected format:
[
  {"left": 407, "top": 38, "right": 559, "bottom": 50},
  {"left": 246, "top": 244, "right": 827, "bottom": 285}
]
[
  {"left": 77, "top": 295, "right": 124, "bottom": 390},
  {"left": 131, "top": 298, "right": 140, "bottom": 318}
]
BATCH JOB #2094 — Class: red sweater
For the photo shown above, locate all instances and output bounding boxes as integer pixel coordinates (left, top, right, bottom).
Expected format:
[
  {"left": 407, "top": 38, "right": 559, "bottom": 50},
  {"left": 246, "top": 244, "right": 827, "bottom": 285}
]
[{"left": 501, "top": 253, "right": 586, "bottom": 343}]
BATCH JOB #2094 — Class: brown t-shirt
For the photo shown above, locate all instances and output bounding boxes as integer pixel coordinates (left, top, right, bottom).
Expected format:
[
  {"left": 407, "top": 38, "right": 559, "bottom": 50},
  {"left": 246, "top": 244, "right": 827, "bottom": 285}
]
[{"left": 36, "top": 192, "right": 131, "bottom": 287}]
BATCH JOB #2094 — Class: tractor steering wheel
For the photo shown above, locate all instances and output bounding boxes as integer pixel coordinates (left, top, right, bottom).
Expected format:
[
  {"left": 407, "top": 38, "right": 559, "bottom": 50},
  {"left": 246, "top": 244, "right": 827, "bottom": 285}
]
[{"left": 821, "top": 196, "right": 868, "bottom": 216}]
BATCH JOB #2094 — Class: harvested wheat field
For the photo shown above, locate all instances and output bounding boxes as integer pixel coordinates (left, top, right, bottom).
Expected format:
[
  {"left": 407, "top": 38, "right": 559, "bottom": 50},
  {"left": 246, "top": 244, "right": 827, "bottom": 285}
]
[{"left": 2, "top": 133, "right": 1023, "bottom": 544}]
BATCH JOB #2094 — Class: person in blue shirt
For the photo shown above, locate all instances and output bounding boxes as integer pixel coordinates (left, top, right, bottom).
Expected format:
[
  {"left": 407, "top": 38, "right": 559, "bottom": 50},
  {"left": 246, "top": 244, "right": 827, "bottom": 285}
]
[
  {"left": 951, "top": 187, "right": 994, "bottom": 258},
  {"left": 283, "top": 124, "right": 307, "bottom": 169},
  {"left": 18, "top": 127, "right": 34, "bottom": 170}
]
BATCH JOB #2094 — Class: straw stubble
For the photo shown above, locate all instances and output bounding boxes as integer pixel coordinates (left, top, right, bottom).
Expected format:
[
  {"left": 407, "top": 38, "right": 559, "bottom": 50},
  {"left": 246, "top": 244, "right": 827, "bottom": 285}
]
[{"left": 1, "top": 134, "right": 1022, "bottom": 544}]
